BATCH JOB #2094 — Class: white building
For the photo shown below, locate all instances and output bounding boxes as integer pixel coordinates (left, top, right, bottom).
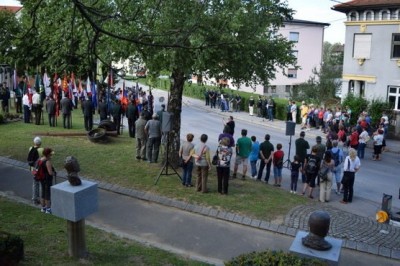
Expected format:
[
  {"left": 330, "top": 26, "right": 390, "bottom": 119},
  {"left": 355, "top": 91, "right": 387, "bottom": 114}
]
[{"left": 332, "top": 0, "right": 400, "bottom": 111}]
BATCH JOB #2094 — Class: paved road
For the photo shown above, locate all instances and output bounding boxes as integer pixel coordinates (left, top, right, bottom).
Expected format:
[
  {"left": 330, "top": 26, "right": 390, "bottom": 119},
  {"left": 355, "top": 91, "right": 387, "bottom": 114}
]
[{"left": 1, "top": 157, "right": 399, "bottom": 265}]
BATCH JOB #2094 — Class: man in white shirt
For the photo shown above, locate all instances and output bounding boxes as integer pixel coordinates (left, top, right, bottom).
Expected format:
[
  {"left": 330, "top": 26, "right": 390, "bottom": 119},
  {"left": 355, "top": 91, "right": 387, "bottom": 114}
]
[
  {"left": 32, "top": 89, "right": 42, "bottom": 125},
  {"left": 23, "top": 92, "right": 31, "bottom": 123}
]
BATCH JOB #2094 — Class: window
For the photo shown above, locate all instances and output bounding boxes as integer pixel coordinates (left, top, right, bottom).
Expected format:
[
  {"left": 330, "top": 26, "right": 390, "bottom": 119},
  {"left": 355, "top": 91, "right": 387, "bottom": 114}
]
[
  {"left": 263, "top": 85, "right": 269, "bottom": 94},
  {"left": 388, "top": 86, "right": 400, "bottom": 110},
  {"left": 285, "top": 85, "right": 291, "bottom": 93},
  {"left": 288, "top": 69, "right": 297, "bottom": 78},
  {"left": 391, "top": 34, "right": 400, "bottom": 58},
  {"left": 353, "top": 34, "right": 372, "bottom": 59},
  {"left": 289, "top": 32, "right": 299, "bottom": 42},
  {"left": 271, "top": 86, "right": 276, "bottom": 93}
]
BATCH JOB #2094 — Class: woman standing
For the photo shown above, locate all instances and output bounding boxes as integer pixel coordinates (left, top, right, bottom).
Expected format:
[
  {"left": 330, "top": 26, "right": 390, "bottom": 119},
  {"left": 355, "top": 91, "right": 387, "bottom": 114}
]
[
  {"left": 358, "top": 127, "right": 369, "bottom": 159},
  {"left": 40, "top": 148, "right": 56, "bottom": 214},
  {"left": 249, "top": 136, "right": 260, "bottom": 178},
  {"left": 319, "top": 151, "right": 335, "bottom": 202},
  {"left": 216, "top": 137, "right": 233, "bottom": 195},
  {"left": 272, "top": 143, "right": 284, "bottom": 187},
  {"left": 179, "top": 133, "right": 195, "bottom": 187},
  {"left": 372, "top": 129, "right": 384, "bottom": 161},
  {"left": 340, "top": 148, "right": 361, "bottom": 204},
  {"left": 194, "top": 134, "right": 212, "bottom": 193}
]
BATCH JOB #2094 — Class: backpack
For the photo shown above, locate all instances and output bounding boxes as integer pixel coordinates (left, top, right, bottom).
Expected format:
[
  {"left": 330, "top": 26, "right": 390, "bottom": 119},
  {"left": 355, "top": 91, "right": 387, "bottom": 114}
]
[
  {"left": 305, "top": 156, "right": 318, "bottom": 175},
  {"left": 32, "top": 159, "right": 46, "bottom": 181},
  {"left": 331, "top": 149, "right": 341, "bottom": 167},
  {"left": 27, "top": 147, "right": 39, "bottom": 167}
]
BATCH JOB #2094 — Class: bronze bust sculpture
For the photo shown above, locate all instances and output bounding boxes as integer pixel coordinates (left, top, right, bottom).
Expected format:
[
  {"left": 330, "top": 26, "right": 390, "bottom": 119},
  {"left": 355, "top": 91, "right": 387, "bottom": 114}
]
[
  {"left": 64, "top": 156, "right": 82, "bottom": 186},
  {"left": 302, "top": 210, "right": 332, "bottom": 251}
]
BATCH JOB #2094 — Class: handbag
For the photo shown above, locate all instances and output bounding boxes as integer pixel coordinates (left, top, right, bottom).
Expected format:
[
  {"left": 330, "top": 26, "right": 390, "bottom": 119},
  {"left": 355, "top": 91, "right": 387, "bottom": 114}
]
[
  {"left": 318, "top": 167, "right": 329, "bottom": 182},
  {"left": 212, "top": 148, "right": 219, "bottom": 166}
]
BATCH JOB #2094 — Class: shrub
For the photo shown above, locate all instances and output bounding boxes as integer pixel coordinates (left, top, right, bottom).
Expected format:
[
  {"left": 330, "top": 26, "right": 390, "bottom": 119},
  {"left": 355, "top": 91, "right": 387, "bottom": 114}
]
[
  {"left": 225, "top": 250, "right": 327, "bottom": 266},
  {"left": 341, "top": 94, "right": 369, "bottom": 125},
  {"left": 0, "top": 231, "right": 24, "bottom": 265},
  {"left": 368, "top": 99, "right": 393, "bottom": 128}
]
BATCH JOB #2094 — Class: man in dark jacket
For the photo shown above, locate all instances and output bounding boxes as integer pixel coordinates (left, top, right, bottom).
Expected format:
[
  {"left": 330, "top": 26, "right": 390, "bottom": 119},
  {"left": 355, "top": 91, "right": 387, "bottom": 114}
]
[
  {"left": 112, "top": 99, "right": 123, "bottom": 135},
  {"left": 257, "top": 134, "right": 274, "bottom": 183},
  {"left": 98, "top": 98, "right": 108, "bottom": 121},
  {"left": 82, "top": 97, "right": 94, "bottom": 131},
  {"left": 60, "top": 94, "right": 73, "bottom": 129},
  {"left": 127, "top": 99, "right": 138, "bottom": 138},
  {"left": 46, "top": 95, "right": 56, "bottom": 127}
]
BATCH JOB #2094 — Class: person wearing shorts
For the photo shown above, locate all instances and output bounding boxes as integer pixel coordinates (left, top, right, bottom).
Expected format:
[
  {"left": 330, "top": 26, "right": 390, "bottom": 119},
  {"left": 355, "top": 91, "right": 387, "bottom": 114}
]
[{"left": 232, "top": 129, "right": 252, "bottom": 180}]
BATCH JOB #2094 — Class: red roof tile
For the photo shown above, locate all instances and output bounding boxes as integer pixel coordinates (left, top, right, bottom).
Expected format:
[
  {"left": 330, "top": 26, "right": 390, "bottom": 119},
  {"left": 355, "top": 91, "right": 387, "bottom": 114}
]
[{"left": 0, "top": 6, "right": 22, "bottom": 14}]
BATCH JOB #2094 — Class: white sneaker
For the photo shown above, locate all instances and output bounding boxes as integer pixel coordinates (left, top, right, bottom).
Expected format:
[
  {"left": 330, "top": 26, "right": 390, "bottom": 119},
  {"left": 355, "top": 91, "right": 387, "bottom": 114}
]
[{"left": 290, "top": 190, "right": 293, "bottom": 193}]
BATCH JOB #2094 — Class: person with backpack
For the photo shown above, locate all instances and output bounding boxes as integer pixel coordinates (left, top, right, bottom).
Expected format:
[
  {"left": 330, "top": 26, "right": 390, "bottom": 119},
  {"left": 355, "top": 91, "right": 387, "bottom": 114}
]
[
  {"left": 38, "top": 148, "right": 56, "bottom": 214},
  {"left": 330, "top": 140, "right": 344, "bottom": 195},
  {"left": 302, "top": 147, "right": 321, "bottom": 199},
  {"left": 319, "top": 151, "right": 335, "bottom": 203},
  {"left": 27, "top": 136, "right": 44, "bottom": 205}
]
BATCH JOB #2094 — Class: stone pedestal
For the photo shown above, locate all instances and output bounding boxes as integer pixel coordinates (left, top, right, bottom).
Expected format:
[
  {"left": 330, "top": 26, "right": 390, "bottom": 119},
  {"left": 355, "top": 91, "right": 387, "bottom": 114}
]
[
  {"left": 51, "top": 180, "right": 98, "bottom": 258},
  {"left": 290, "top": 231, "right": 342, "bottom": 266}
]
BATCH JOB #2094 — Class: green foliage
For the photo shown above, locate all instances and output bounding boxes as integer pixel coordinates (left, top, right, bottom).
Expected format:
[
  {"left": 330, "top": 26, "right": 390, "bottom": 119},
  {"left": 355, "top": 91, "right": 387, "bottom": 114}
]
[
  {"left": 0, "top": 231, "right": 24, "bottom": 265},
  {"left": 341, "top": 94, "right": 368, "bottom": 125},
  {"left": 369, "top": 99, "right": 393, "bottom": 127},
  {"left": 0, "top": 10, "right": 21, "bottom": 63},
  {"left": 225, "top": 250, "right": 327, "bottom": 266}
]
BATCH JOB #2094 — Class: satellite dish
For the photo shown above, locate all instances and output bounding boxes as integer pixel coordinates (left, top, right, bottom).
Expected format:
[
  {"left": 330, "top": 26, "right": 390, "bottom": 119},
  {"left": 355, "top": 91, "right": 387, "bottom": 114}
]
[{"left": 159, "top": 96, "right": 165, "bottom": 103}]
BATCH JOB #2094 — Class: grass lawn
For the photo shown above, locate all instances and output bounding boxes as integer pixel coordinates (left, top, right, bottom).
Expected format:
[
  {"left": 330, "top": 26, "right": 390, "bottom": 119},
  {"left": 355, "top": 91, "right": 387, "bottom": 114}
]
[
  {"left": 0, "top": 105, "right": 310, "bottom": 222},
  {"left": 0, "top": 197, "right": 210, "bottom": 265}
]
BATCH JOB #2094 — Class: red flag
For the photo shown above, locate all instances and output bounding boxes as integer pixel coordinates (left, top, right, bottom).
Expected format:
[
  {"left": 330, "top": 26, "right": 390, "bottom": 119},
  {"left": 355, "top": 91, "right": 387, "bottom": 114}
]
[
  {"left": 121, "top": 80, "right": 128, "bottom": 111},
  {"left": 62, "top": 74, "right": 68, "bottom": 94},
  {"left": 53, "top": 73, "right": 60, "bottom": 117}
]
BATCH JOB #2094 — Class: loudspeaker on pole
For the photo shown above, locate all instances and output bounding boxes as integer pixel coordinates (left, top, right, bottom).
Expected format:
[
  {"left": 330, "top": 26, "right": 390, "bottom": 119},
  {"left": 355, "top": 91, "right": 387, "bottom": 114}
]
[
  {"left": 285, "top": 121, "right": 296, "bottom": 136},
  {"left": 162, "top": 112, "right": 173, "bottom": 133}
]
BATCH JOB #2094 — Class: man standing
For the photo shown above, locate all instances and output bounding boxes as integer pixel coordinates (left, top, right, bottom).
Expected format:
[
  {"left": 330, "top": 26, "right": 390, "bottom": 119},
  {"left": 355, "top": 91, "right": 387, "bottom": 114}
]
[
  {"left": 135, "top": 112, "right": 148, "bottom": 160},
  {"left": 112, "top": 99, "right": 123, "bottom": 135},
  {"left": 300, "top": 101, "right": 308, "bottom": 129},
  {"left": 286, "top": 100, "right": 292, "bottom": 121},
  {"left": 267, "top": 96, "right": 274, "bottom": 121},
  {"left": 232, "top": 129, "right": 252, "bottom": 180},
  {"left": 291, "top": 101, "right": 297, "bottom": 123},
  {"left": 145, "top": 113, "right": 162, "bottom": 163},
  {"left": 312, "top": 136, "right": 326, "bottom": 186},
  {"left": 295, "top": 131, "right": 310, "bottom": 192},
  {"left": 248, "top": 96, "right": 255, "bottom": 116},
  {"left": 127, "top": 99, "right": 138, "bottom": 138},
  {"left": 235, "top": 94, "right": 241, "bottom": 112},
  {"left": 23, "top": 92, "right": 31, "bottom": 123},
  {"left": 257, "top": 134, "right": 274, "bottom": 183},
  {"left": 32, "top": 89, "right": 42, "bottom": 125},
  {"left": 29, "top": 136, "right": 44, "bottom": 205},
  {"left": 60, "top": 93, "right": 73, "bottom": 129},
  {"left": 46, "top": 95, "right": 56, "bottom": 127},
  {"left": 98, "top": 98, "right": 108, "bottom": 121},
  {"left": 82, "top": 96, "right": 94, "bottom": 131}
]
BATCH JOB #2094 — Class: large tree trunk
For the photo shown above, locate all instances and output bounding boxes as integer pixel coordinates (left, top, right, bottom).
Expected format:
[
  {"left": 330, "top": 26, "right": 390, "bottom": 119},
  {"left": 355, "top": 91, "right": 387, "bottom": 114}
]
[{"left": 166, "top": 69, "right": 185, "bottom": 167}]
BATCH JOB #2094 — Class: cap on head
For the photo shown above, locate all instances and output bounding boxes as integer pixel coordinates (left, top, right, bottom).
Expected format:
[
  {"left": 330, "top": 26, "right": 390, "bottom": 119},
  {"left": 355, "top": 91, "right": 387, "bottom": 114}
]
[{"left": 33, "top": 136, "right": 42, "bottom": 145}]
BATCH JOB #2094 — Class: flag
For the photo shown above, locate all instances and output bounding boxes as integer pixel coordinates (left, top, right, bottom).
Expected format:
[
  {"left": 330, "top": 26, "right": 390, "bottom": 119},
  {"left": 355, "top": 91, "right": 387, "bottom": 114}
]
[
  {"left": 78, "top": 79, "right": 83, "bottom": 93},
  {"left": 62, "top": 74, "right": 68, "bottom": 94},
  {"left": 13, "top": 67, "right": 17, "bottom": 91},
  {"left": 68, "top": 80, "right": 75, "bottom": 106},
  {"left": 86, "top": 76, "right": 91, "bottom": 95},
  {"left": 121, "top": 80, "right": 128, "bottom": 111},
  {"left": 53, "top": 73, "right": 60, "bottom": 117},
  {"left": 35, "top": 72, "right": 41, "bottom": 91},
  {"left": 43, "top": 70, "right": 51, "bottom": 96},
  {"left": 91, "top": 81, "right": 97, "bottom": 109},
  {"left": 109, "top": 69, "right": 113, "bottom": 88}
]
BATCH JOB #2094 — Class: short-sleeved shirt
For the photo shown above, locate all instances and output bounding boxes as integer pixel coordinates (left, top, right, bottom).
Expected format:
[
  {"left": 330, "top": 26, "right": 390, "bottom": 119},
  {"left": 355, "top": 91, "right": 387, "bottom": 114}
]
[
  {"left": 259, "top": 140, "right": 274, "bottom": 159},
  {"left": 295, "top": 138, "right": 310, "bottom": 163},
  {"left": 236, "top": 136, "right": 252, "bottom": 158}
]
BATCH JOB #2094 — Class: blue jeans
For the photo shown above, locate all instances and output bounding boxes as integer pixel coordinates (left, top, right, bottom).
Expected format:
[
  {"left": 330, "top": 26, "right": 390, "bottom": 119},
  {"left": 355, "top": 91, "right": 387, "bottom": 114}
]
[
  {"left": 250, "top": 160, "right": 258, "bottom": 177},
  {"left": 268, "top": 108, "right": 274, "bottom": 121},
  {"left": 273, "top": 166, "right": 282, "bottom": 178},
  {"left": 357, "top": 143, "right": 366, "bottom": 159},
  {"left": 182, "top": 161, "right": 193, "bottom": 185}
]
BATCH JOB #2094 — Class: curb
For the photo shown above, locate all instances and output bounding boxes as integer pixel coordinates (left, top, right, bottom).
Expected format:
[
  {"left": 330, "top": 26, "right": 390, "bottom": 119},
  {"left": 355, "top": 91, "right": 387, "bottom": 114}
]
[{"left": 1, "top": 156, "right": 399, "bottom": 261}]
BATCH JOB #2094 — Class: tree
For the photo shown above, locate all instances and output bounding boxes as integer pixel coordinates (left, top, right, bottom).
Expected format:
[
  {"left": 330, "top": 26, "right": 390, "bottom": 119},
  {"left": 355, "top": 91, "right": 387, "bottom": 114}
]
[
  {"left": 293, "top": 42, "right": 343, "bottom": 105},
  {"left": 0, "top": 10, "right": 21, "bottom": 64},
  {"left": 9, "top": 0, "right": 297, "bottom": 164}
]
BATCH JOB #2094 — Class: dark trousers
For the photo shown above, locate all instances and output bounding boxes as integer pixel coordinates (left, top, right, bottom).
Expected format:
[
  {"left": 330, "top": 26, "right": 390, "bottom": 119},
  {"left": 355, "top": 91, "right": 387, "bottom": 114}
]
[
  {"left": 48, "top": 114, "right": 56, "bottom": 127},
  {"left": 16, "top": 97, "right": 22, "bottom": 113},
  {"left": 63, "top": 114, "right": 71, "bottom": 129},
  {"left": 24, "top": 105, "right": 31, "bottom": 123},
  {"left": 34, "top": 104, "right": 42, "bottom": 125},
  {"left": 257, "top": 160, "right": 272, "bottom": 182},
  {"left": 128, "top": 118, "right": 135, "bottom": 138},
  {"left": 342, "top": 171, "right": 355, "bottom": 202},
  {"left": 113, "top": 116, "right": 121, "bottom": 134},
  {"left": 217, "top": 167, "right": 230, "bottom": 194},
  {"left": 147, "top": 137, "right": 161, "bottom": 163},
  {"left": 84, "top": 115, "right": 93, "bottom": 131}
]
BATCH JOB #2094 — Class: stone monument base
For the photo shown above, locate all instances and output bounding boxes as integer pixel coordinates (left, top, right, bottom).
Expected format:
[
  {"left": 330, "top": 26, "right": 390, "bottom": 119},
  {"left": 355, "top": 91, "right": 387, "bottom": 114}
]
[{"left": 289, "top": 231, "right": 342, "bottom": 266}]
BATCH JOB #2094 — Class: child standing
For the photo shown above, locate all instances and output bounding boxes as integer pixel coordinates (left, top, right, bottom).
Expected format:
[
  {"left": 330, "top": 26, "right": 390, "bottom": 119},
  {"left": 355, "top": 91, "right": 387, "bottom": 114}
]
[{"left": 290, "top": 155, "right": 302, "bottom": 194}]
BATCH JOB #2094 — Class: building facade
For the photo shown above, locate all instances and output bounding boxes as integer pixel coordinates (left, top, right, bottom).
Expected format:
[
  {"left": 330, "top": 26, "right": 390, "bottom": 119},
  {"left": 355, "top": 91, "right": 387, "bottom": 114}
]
[
  {"left": 242, "top": 19, "right": 329, "bottom": 98},
  {"left": 332, "top": 0, "right": 400, "bottom": 111}
]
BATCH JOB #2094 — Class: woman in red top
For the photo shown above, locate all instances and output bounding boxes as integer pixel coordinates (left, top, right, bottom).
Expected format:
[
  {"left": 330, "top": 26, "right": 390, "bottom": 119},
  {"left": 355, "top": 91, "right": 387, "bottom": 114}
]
[
  {"left": 349, "top": 127, "right": 359, "bottom": 150},
  {"left": 272, "top": 143, "right": 284, "bottom": 187}
]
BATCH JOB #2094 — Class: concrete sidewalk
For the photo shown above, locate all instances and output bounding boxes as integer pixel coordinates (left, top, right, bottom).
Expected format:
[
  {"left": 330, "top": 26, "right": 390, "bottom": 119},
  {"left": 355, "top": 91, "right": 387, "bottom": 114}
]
[{"left": 0, "top": 157, "right": 399, "bottom": 265}]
